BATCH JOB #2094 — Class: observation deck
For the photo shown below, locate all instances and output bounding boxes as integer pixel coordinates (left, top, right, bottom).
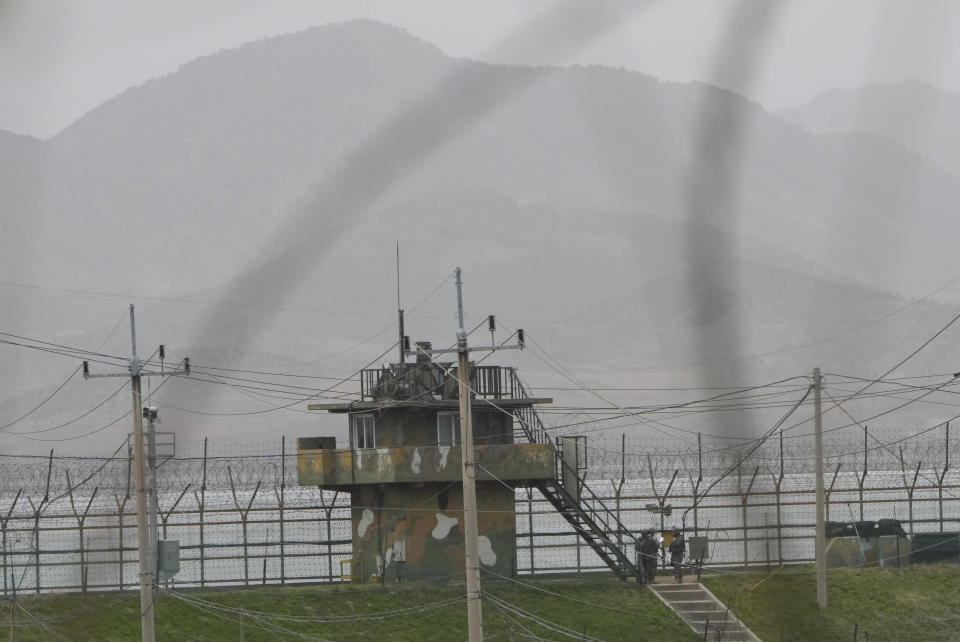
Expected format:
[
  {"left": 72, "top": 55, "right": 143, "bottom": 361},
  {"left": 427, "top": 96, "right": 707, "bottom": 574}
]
[{"left": 297, "top": 442, "right": 555, "bottom": 488}]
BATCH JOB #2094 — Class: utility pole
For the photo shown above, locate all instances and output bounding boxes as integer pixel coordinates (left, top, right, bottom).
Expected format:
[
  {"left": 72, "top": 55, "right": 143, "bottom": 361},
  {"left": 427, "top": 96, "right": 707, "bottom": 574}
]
[
  {"left": 84, "top": 305, "right": 189, "bottom": 642},
  {"left": 9, "top": 572, "right": 15, "bottom": 642},
  {"left": 144, "top": 407, "right": 160, "bottom": 584},
  {"left": 410, "top": 268, "right": 525, "bottom": 642},
  {"left": 455, "top": 267, "right": 483, "bottom": 642},
  {"left": 813, "top": 367, "right": 827, "bottom": 609}
]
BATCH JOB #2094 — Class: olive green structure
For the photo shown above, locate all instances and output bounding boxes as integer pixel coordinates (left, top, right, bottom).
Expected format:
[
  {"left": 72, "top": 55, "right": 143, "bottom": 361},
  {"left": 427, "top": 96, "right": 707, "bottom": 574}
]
[{"left": 297, "top": 344, "right": 554, "bottom": 583}]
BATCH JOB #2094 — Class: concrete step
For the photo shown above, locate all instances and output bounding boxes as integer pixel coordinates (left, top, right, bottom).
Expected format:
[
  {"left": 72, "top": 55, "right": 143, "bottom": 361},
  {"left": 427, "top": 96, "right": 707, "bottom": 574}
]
[
  {"left": 695, "top": 629, "right": 750, "bottom": 639},
  {"left": 647, "top": 582, "right": 762, "bottom": 642},
  {"left": 671, "top": 600, "right": 720, "bottom": 614},
  {"left": 692, "top": 619, "right": 743, "bottom": 630},
  {"left": 651, "top": 588, "right": 709, "bottom": 600},
  {"left": 684, "top": 610, "right": 737, "bottom": 621}
]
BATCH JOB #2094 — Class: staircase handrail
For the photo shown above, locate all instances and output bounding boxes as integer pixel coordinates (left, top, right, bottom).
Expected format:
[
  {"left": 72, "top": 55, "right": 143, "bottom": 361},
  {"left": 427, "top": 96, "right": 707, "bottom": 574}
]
[
  {"left": 509, "top": 369, "right": 551, "bottom": 444},
  {"left": 511, "top": 368, "right": 638, "bottom": 568},
  {"left": 554, "top": 451, "right": 636, "bottom": 546}
]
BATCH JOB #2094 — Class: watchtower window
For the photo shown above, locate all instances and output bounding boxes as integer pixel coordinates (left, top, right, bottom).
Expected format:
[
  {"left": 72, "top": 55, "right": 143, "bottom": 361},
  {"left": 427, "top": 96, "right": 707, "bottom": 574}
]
[
  {"left": 353, "top": 414, "right": 376, "bottom": 449},
  {"left": 437, "top": 412, "right": 460, "bottom": 446}
]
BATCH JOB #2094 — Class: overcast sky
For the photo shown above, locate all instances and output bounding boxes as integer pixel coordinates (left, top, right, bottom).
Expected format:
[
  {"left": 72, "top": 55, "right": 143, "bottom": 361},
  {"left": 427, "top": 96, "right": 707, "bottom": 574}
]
[{"left": 2, "top": 0, "right": 960, "bottom": 138}]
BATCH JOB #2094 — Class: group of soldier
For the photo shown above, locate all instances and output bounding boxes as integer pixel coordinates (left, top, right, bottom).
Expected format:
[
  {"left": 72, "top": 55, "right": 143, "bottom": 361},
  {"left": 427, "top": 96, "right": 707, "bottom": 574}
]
[{"left": 635, "top": 527, "right": 685, "bottom": 584}]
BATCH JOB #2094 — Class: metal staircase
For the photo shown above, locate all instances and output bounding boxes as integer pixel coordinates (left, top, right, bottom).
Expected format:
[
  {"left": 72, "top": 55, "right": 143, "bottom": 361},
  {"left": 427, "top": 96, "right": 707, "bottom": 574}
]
[
  {"left": 509, "top": 371, "right": 638, "bottom": 579},
  {"left": 536, "top": 475, "right": 638, "bottom": 579}
]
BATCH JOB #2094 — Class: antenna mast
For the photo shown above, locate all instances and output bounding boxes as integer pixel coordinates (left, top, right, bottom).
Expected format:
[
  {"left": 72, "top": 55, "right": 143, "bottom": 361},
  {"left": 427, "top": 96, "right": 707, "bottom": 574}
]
[{"left": 397, "top": 242, "right": 405, "bottom": 364}]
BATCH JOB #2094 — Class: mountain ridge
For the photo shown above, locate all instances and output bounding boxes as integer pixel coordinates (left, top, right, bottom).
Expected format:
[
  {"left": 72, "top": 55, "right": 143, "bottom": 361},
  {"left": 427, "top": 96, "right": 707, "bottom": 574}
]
[
  {"left": 2, "top": 21, "right": 960, "bottom": 451},
  {"left": 777, "top": 79, "right": 960, "bottom": 177}
]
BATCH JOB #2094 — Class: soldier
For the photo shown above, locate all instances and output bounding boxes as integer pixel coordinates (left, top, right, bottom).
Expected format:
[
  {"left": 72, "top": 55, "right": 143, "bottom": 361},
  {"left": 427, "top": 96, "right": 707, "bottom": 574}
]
[
  {"left": 642, "top": 529, "right": 660, "bottom": 584},
  {"left": 669, "top": 527, "right": 686, "bottom": 583},
  {"left": 634, "top": 531, "right": 647, "bottom": 583}
]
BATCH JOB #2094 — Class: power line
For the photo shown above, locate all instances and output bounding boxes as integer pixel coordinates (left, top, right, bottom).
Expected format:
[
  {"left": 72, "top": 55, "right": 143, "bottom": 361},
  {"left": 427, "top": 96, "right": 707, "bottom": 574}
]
[
  {"left": 4, "top": 380, "right": 127, "bottom": 436},
  {"left": 158, "top": 341, "right": 400, "bottom": 418},
  {"left": 0, "top": 330, "right": 128, "bottom": 363},
  {"left": 0, "top": 365, "right": 82, "bottom": 432}
]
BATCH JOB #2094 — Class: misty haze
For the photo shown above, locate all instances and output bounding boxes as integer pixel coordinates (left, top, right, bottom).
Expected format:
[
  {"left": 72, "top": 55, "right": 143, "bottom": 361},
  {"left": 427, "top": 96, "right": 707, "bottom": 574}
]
[{"left": 3, "top": 3, "right": 960, "bottom": 641}]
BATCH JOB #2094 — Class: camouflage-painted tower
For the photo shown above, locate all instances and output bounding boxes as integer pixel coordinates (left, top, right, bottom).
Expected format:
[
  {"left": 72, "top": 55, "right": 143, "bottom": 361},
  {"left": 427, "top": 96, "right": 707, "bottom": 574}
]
[{"left": 297, "top": 343, "right": 554, "bottom": 582}]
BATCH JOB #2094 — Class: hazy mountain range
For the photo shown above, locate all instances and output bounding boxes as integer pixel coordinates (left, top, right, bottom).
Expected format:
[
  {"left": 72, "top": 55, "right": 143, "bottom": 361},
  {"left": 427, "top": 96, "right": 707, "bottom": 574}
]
[
  {"left": 2, "top": 20, "right": 959, "bottom": 453},
  {"left": 779, "top": 79, "right": 960, "bottom": 178}
]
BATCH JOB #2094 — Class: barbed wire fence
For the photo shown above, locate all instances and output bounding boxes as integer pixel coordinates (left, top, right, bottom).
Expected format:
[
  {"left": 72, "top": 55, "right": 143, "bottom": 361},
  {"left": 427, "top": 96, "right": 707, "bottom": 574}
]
[{"left": 0, "top": 424, "right": 955, "bottom": 595}]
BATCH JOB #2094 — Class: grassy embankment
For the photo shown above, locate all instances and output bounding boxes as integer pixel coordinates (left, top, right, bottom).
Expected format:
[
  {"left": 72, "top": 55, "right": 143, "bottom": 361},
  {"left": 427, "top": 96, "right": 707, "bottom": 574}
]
[
  {"left": 3, "top": 577, "right": 697, "bottom": 641},
  {"left": 703, "top": 564, "right": 960, "bottom": 641}
]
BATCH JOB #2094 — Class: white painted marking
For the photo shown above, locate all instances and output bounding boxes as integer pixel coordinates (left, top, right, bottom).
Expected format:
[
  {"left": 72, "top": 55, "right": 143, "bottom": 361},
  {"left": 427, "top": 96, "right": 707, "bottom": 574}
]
[
  {"left": 412, "top": 447, "right": 422, "bottom": 474},
  {"left": 357, "top": 508, "right": 374, "bottom": 537},
  {"left": 439, "top": 445, "right": 450, "bottom": 469},
  {"left": 432, "top": 513, "right": 459, "bottom": 540},
  {"left": 478, "top": 536, "right": 497, "bottom": 566}
]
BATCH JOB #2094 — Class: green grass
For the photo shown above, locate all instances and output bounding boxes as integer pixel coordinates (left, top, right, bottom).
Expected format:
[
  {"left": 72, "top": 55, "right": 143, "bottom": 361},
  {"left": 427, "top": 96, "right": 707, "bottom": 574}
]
[
  {"left": 703, "top": 564, "right": 960, "bottom": 641},
  {"left": 3, "top": 577, "right": 698, "bottom": 641}
]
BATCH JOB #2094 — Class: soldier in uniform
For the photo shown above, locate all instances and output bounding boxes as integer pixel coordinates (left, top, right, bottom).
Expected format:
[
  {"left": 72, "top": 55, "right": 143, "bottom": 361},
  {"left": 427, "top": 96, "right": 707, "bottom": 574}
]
[
  {"left": 642, "top": 529, "right": 660, "bottom": 584},
  {"left": 635, "top": 531, "right": 648, "bottom": 583},
  {"left": 669, "top": 527, "right": 685, "bottom": 583}
]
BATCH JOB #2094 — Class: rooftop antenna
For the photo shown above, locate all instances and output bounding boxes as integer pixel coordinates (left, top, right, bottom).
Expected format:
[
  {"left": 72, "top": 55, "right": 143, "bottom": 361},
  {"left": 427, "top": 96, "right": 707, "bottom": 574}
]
[{"left": 396, "top": 242, "right": 405, "bottom": 365}]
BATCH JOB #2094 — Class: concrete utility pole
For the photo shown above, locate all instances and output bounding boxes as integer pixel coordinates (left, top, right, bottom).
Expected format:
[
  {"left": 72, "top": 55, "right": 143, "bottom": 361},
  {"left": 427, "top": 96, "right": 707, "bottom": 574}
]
[
  {"left": 145, "top": 407, "right": 160, "bottom": 583},
  {"left": 813, "top": 367, "right": 827, "bottom": 609},
  {"left": 84, "top": 305, "right": 189, "bottom": 642},
  {"left": 455, "top": 268, "right": 483, "bottom": 642},
  {"left": 410, "top": 268, "right": 525, "bottom": 642}
]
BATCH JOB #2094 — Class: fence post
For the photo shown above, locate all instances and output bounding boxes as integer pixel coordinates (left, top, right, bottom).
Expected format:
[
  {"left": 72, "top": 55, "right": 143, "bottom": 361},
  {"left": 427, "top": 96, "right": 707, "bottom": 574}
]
[
  {"left": 693, "top": 434, "right": 703, "bottom": 537},
  {"left": 764, "top": 512, "right": 770, "bottom": 572},
  {"left": 65, "top": 472, "right": 98, "bottom": 594},
  {"left": 688, "top": 472, "right": 701, "bottom": 538},
  {"left": 159, "top": 485, "right": 190, "bottom": 542},
  {"left": 770, "top": 470, "right": 783, "bottom": 566},
  {"left": 32, "top": 451, "right": 53, "bottom": 594},
  {"left": 200, "top": 438, "right": 208, "bottom": 587},
  {"left": 321, "top": 490, "right": 339, "bottom": 582},
  {"left": 576, "top": 529, "right": 582, "bottom": 574},
  {"left": 738, "top": 466, "right": 759, "bottom": 568},
  {"left": 27, "top": 498, "right": 40, "bottom": 595},
  {"left": 899, "top": 446, "right": 922, "bottom": 535},
  {"left": 526, "top": 487, "right": 535, "bottom": 575},
  {"left": 280, "top": 436, "right": 286, "bottom": 585},
  {"left": 0, "top": 490, "right": 21, "bottom": 597},
  {"left": 114, "top": 495, "right": 128, "bottom": 590},
  {"left": 227, "top": 466, "right": 261, "bottom": 587},
  {"left": 825, "top": 463, "right": 841, "bottom": 524},
  {"left": 857, "top": 426, "right": 868, "bottom": 522},
  {"left": 156, "top": 483, "right": 190, "bottom": 589},
  {"left": 938, "top": 423, "right": 949, "bottom": 532},
  {"left": 610, "top": 433, "right": 625, "bottom": 551},
  {"left": 9, "top": 572, "right": 15, "bottom": 642}
]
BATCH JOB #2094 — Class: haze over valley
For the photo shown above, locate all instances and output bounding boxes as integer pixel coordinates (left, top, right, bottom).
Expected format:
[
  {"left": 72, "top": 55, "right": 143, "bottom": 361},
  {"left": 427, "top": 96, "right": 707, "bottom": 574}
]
[{"left": 3, "top": 20, "right": 959, "bottom": 454}]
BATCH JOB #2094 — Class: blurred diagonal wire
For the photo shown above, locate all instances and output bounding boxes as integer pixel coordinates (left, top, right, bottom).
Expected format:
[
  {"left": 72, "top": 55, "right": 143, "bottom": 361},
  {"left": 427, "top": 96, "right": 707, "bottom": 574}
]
[{"left": 192, "top": 0, "right": 648, "bottom": 350}]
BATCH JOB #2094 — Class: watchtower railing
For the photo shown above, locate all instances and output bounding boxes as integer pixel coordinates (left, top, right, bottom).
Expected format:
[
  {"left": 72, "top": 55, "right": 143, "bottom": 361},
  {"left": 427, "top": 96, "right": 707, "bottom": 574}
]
[
  {"left": 507, "top": 370, "right": 552, "bottom": 444},
  {"left": 360, "top": 365, "right": 519, "bottom": 401}
]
